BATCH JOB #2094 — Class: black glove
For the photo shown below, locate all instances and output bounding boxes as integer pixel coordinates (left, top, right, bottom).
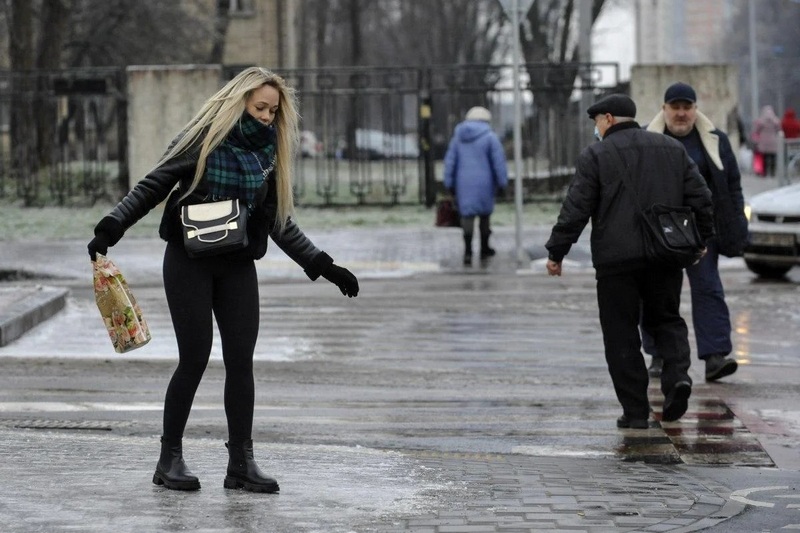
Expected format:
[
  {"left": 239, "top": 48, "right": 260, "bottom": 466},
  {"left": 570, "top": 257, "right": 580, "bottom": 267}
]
[
  {"left": 321, "top": 264, "right": 359, "bottom": 298},
  {"left": 87, "top": 233, "right": 110, "bottom": 261}
]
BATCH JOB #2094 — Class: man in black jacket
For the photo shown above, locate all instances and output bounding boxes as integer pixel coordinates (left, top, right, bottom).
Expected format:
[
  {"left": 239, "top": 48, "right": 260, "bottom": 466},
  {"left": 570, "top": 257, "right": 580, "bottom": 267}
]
[
  {"left": 643, "top": 82, "right": 747, "bottom": 382},
  {"left": 545, "top": 94, "right": 714, "bottom": 428}
]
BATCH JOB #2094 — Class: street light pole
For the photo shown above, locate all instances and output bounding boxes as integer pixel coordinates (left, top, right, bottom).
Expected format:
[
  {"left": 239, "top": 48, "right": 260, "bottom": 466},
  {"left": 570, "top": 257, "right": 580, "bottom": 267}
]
[
  {"left": 511, "top": 0, "right": 526, "bottom": 266},
  {"left": 749, "top": 0, "right": 758, "bottom": 126}
]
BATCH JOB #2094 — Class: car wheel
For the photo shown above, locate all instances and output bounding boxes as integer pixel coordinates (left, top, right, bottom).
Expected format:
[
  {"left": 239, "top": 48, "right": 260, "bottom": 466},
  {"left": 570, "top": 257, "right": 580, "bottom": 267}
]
[{"left": 744, "top": 259, "right": 793, "bottom": 279}]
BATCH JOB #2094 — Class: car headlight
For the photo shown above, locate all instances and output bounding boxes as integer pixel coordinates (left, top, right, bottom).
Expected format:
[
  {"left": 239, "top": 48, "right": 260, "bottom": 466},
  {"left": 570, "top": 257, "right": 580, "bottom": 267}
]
[{"left": 744, "top": 202, "right": 752, "bottom": 222}]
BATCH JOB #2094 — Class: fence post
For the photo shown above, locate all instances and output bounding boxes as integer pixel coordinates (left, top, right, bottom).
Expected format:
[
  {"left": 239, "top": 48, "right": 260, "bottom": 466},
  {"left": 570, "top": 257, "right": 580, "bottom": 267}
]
[{"left": 420, "top": 86, "right": 436, "bottom": 207}]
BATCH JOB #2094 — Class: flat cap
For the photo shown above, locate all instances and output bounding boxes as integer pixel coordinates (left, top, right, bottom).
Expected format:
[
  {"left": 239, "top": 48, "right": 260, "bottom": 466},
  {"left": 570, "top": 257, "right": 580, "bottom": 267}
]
[
  {"left": 586, "top": 94, "right": 636, "bottom": 119},
  {"left": 664, "top": 82, "right": 696, "bottom": 103}
]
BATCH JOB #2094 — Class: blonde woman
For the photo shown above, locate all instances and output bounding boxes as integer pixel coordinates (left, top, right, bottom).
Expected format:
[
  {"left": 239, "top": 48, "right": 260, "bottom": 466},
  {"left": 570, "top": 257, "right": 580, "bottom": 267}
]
[{"left": 88, "top": 67, "right": 359, "bottom": 493}]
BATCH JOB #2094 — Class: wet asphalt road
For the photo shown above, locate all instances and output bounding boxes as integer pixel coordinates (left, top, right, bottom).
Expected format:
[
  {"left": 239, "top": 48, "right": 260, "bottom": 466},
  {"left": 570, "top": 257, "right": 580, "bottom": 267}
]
[{"left": 0, "top": 230, "right": 799, "bottom": 531}]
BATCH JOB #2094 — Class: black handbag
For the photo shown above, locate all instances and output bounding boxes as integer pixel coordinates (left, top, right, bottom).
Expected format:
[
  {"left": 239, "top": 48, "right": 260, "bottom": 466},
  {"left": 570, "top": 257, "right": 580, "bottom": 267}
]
[
  {"left": 639, "top": 203, "right": 704, "bottom": 268},
  {"left": 180, "top": 172, "right": 272, "bottom": 259},
  {"left": 181, "top": 199, "right": 249, "bottom": 258},
  {"left": 607, "top": 142, "right": 704, "bottom": 269}
]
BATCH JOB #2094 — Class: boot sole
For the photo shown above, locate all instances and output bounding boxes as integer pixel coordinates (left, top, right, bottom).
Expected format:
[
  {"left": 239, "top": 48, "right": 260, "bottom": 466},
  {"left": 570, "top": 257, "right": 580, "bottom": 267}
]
[
  {"left": 224, "top": 475, "right": 279, "bottom": 493},
  {"left": 152, "top": 472, "right": 201, "bottom": 491}
]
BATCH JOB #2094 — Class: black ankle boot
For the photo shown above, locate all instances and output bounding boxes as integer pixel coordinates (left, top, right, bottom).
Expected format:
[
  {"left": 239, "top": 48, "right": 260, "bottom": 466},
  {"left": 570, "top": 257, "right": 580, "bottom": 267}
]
[
  {"left": 152, "top": 437, "right": 200, "bottom": 490},
  {"left": 224, "top": 440, "right": 280, "bottom": 493},
  {"left": 480, "top": 232, "right": 495, "bottom": 258}
]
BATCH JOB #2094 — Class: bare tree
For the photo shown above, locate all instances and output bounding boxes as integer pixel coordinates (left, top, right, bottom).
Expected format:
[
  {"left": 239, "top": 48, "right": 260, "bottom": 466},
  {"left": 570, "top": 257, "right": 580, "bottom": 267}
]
[
  {"left": 64, "top": 0, "right": 213, "bottom": 67},
  {"left": 8, "top": 0, "right": 35, "bottom": 185},
  {"left": 517, "top": 0, "right": 608, "bottom": 166}
]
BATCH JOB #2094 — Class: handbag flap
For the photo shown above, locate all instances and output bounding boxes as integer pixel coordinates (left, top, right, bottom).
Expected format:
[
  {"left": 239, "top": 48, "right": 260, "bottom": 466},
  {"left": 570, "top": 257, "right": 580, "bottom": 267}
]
[{"left": 185, "top": 200, "right": 237, "bottom": 222}]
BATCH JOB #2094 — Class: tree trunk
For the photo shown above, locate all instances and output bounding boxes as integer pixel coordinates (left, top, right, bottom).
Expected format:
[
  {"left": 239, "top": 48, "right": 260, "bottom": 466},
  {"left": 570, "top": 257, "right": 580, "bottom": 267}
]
[
  {"left": 35, "top": 0, "right": 71, "bottom": 168},
  {"left": 9, "top": 0, "right": 36, "bottom": 202}
]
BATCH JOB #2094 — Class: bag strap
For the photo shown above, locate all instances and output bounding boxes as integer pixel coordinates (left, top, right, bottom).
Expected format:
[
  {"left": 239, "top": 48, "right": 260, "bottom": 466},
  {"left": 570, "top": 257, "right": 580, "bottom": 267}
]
[{"left": 605, "top": 140, "right": 644, "bottom": 214}]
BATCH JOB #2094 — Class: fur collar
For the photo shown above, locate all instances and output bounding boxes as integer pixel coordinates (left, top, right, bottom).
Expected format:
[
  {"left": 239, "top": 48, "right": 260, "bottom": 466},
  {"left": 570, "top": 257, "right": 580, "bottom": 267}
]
[{"left": 646, "top": 110, "right": 723, "bottom": 170}]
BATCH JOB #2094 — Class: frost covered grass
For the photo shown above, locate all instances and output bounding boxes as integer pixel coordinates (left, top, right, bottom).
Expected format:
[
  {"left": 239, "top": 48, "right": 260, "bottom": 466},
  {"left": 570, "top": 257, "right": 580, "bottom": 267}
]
[{"left": 0, "top": 200, "right": 561, "bottom": 241}]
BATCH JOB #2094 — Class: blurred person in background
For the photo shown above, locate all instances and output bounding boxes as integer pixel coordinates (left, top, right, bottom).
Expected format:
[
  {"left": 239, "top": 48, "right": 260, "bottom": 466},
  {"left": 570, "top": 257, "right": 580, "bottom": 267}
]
[
  {"left": 781, "top": 108, "right": 800, "bottom": 139},
  {"left": 444, "top": 106, "right": 508, "bottom": 266},
  {"left": 752, "top": 105, "right": 782, "bottom": 177}
]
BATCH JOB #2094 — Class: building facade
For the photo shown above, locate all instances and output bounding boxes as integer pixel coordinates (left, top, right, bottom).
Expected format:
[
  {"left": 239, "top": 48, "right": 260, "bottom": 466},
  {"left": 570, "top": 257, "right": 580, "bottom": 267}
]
[{"left": 634, "top": 0, "right": 737, "bottom": 64}]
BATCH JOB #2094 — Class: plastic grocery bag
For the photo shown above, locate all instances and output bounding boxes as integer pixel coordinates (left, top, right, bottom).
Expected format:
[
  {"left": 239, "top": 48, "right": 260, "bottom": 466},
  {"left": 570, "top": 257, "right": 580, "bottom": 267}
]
[{"left": 92, "top": 254, "right": 151, "bottom": 353}]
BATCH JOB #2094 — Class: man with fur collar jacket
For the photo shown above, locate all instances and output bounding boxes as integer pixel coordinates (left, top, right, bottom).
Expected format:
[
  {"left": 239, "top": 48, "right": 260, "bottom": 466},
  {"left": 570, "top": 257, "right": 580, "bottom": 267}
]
[{"left": 643, "top": 82, "right": 747, "bottom": 383}]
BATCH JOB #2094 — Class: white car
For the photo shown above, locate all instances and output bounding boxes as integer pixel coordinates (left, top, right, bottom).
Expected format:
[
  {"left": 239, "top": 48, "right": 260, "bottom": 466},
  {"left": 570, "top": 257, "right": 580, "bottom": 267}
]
[{"left": 744, "top": 182, "right": 800, "bottom": 278}]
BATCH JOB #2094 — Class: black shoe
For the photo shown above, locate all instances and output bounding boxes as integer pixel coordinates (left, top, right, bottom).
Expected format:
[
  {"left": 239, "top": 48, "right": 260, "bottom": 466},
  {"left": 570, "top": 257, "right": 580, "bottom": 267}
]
[
  {"left": 480, "top": 247, "right": 496, "bottom": 259},
  {"left": 705, "top": 354, "right": 738, "bottom": 382},
  {"left": 152, "top": 437, "right": 201, "bottom": 491},
  {"left": 648, "top": 357, "right": 663, "bottom": 378},
  {"left": 616, "top": 415, "right": 650, "bottom": 429},
  {"left": 662, "top": 381, "right": 692, "bottom": 422},
  {"left": 224, "top": 440, "right": 279, "bottom": 493}
]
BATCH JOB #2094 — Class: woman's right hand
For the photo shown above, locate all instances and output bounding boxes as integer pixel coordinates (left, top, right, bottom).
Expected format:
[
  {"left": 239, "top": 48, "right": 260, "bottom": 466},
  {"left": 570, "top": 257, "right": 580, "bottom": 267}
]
[{"left": 87, "top": 233, "right": 110, "bottom": 261}]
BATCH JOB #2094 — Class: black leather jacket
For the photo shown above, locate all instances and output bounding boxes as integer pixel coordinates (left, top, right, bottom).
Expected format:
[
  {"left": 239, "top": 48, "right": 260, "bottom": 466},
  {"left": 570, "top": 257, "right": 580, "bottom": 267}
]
[{"left": 94, "top": 145, "right": 333, "bottom": 279}]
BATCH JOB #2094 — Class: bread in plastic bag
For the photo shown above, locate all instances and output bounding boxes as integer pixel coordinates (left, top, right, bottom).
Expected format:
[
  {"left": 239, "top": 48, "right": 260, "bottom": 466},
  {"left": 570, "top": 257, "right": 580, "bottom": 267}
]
[{"left": 93, "top": 254, "right": 151, "bottom": 353}]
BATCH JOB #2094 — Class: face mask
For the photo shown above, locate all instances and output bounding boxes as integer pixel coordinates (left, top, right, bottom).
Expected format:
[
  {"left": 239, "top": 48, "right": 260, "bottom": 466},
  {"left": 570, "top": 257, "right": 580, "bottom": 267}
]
[{"left": 594, "top": 125, "right": 602, "bottom": 141}]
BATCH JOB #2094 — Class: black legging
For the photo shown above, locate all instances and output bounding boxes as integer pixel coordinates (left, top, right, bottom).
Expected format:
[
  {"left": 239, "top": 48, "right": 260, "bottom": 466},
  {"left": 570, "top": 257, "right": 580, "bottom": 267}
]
[
  {"left": 162, "top": 243, "right": 260, "bottom": 443},
  {"left": 460, "top": 214, "right": 490, "bottom": 243}
]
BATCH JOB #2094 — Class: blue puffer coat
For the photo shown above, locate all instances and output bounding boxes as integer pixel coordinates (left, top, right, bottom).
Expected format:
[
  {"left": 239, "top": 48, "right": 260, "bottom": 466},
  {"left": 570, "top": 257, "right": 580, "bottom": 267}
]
[{"left": 443, "top": 120, "right": 508, "bottom": 217}]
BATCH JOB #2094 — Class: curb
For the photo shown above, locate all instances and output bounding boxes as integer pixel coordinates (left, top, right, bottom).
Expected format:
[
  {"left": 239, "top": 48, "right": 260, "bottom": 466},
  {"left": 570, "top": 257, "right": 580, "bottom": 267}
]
[{"left": 0, "top": 286, "right": 70, "bottom": 347}]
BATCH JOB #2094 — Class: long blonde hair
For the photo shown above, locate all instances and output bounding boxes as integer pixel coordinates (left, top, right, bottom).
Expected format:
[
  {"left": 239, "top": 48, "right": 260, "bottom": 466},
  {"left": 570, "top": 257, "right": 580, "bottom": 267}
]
[{"left": 160, "top": 67, "right": 299, "bottom": 232}]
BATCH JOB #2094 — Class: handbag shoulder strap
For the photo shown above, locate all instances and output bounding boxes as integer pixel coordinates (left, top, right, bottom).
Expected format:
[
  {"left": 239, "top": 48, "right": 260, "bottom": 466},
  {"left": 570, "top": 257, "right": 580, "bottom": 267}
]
[{"left": 605, "top": 140, "right": 644, "bottom": 213}]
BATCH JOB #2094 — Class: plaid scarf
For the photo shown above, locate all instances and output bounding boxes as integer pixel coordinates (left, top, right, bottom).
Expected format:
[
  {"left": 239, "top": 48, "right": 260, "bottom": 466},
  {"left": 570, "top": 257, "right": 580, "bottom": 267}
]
[{"left": 205, "top": 111, "right": 277, "bottom": 205}]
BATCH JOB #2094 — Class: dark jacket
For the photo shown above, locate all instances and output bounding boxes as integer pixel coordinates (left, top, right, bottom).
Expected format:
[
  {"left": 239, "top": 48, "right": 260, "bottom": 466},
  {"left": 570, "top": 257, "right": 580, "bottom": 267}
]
[
  {"left": 93, "top": 142, "right": 333, "bottom": 279},
  {"left": 546, "top": 121, "right": 714, "bottom": 278},
  {"left": 646, "top": 110, "right": 748, "bottom": 257}
]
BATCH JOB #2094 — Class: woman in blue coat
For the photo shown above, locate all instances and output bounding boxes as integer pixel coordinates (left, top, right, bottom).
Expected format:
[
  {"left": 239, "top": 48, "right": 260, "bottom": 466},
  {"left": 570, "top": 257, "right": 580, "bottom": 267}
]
[{"left": 444, "top": 106, "right": 509, "bottom": 265}]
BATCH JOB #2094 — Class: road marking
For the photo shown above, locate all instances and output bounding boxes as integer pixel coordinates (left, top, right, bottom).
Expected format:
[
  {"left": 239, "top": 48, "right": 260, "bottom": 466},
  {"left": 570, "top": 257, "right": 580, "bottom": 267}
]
[{"left": 730, "top": 486, "right": 790, "bottom": 507}]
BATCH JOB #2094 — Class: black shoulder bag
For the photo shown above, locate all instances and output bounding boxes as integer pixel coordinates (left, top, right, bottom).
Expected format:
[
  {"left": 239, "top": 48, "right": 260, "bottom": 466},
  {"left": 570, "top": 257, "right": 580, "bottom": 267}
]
[
  {"left": 606, "top": 142, "right": 704, "bottom": 269},
  {"left": 180, "top": 155, "right": 274, "bottom": 259}
]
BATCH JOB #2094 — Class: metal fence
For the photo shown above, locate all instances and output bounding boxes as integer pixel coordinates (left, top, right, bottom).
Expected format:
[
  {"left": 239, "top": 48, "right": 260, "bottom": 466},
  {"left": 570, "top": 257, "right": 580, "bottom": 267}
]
[
  {"left": 1, "top": 63, "right": 618, "bottom": 207},
  {"left": 0, "top": 68, "right": 127, "bottom": 206}
]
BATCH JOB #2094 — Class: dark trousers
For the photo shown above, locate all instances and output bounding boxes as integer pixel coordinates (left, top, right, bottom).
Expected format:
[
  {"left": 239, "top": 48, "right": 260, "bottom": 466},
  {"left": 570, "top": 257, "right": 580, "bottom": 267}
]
[
  {"left": 596, "top": 266, "right": 692, "bottom": 418},
  {"left": 162, "top": 244, "right": 259, "bottom": 443},
  {"left": 763, "top": 153, "right": 776, "bottom": 176},
  {"left": 642, "top": 239, "right": 731, "bottom": 359},
  {"left": 461, "top": 215, "right": 490, "bottom": 246}
]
